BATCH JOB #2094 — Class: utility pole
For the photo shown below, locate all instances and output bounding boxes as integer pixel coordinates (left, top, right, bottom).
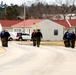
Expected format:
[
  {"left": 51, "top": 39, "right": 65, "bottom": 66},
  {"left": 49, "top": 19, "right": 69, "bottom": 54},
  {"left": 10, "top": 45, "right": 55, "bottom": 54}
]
[
  {"left": 23, "top": 2, "right": 25, "bottom": 33},
  {"left": 0, "top": 1, "right": 3, "bottom": 19},
  {"left": 0, "top": 2, "right": 7, "bottom": 19},
  {"left": 4, "top": 3, "right": 6, "bottom": 19}
]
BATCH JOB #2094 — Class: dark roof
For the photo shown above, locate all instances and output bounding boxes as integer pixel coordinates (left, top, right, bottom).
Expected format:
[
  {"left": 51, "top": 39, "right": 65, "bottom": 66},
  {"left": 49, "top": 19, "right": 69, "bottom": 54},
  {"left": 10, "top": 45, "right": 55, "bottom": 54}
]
[
  {"left": 52, "top": 20, "right": 70, "bottom": 28},
  {"left": 0, "top": 20, "right": 23, "bottom": 27},
  {"left": 1, "top": 19, "right": 76, "bottom": 28},
  {"left": 68, "top": 19, "right": 76, "bottom": 27},
  {"left": 12, "top": 19, "right": 44, "bottom": 27}
]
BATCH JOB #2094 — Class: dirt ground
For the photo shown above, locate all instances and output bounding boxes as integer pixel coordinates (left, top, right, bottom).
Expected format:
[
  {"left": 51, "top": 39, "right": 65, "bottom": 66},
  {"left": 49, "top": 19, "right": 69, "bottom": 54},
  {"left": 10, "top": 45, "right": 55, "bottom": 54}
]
[
  {"left": 15, "top": 41, "right": 64, "bottom": 46},
  {"left": 15, "top": 40, "right": 76, "bottom": 47},
  {"left": 41, "top": 41, "right": 64, "bottom": 46},
  {"left": 0, "top": 47, "right": 6, "bottom": 54}
]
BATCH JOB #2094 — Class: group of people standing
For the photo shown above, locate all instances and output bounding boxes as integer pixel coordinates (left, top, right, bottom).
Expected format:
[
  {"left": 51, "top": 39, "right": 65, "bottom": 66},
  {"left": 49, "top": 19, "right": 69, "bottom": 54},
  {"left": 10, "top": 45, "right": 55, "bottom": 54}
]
[
  {"left": 0, "top": 30, "right": 10, "bottom": 47},
  {"left": 1, "top": 29, "right": 75, "bottom": 48},
  {"left": 0, "top": 29, "right": 42, "bottom": 47},
  {"left": 31, "top": 29, "right": 43, "bottom": 47},
  {"left": 63, "top": 30, "right": 76, "bottom": 48}
]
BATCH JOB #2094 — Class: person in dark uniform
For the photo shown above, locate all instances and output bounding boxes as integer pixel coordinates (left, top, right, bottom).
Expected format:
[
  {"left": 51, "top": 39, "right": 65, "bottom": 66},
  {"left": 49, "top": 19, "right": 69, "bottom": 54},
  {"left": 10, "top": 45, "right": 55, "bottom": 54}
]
[
  {"left": 4, "top": 30, "right": 10, "bottom": 47},
  {"left": 31, "top": 29, "right": 37, "bottom": 46},
  {"left": 70, "top": 31, "right": 76, "bottom": 48},
  {"left": 0, "top": 30, "right": 10, "bottom": 47},
  {"left": 0, "top": 30, "right": 6, "bottom": 47},
  {"left": 36, "top": 29, "right": 43, "bottom": 47},
  {"left": 63, "top": 30, "right": 71, "bottom": 47}
]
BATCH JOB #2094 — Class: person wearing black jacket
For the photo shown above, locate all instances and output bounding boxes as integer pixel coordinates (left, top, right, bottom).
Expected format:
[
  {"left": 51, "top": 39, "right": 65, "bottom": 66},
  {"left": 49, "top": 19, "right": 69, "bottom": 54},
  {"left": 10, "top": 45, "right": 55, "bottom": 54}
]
[
  {"left": 0, "top": 30, "right": 6, "bottom": 47},
  {"left": 63, "top": 30, "right": 71, "bottom": 47},
  {"left": 70, "top": 31, "right": 76, "bottom": 48},
  {"left": 0, "top": 30, "right": 10, "bottom": 47},
  {"left": 4, "top": 30, "right": 10, "bottom": 47},
  {"left": 36, "top": 29, "right": 43, "bottom": 47}
]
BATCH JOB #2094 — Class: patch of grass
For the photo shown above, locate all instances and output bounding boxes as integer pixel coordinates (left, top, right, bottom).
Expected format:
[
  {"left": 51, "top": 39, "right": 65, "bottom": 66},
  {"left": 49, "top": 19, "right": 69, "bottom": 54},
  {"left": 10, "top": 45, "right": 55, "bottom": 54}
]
[
  {"left": 16, "top": 41, "right": 64, "bottom": 46},
  {"left": 0, "top": 47, "right": 6, "bottom": 53},
  {"left": 41, "top": 41, "right": 64, "bottom": 46}
]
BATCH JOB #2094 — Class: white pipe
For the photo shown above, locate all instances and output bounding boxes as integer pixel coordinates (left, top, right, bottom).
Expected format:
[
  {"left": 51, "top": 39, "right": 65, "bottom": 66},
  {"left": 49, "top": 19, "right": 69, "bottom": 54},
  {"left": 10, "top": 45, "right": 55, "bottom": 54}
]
[{"left": 66, "top": 19, "right": 71, "bottom": 27}]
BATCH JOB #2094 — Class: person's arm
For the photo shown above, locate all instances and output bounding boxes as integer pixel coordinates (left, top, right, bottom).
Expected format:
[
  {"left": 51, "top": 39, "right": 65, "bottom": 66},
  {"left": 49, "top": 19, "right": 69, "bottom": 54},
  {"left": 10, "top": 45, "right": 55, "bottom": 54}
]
[
  {"left": 8, "top": 32, "right": 10, "bottom": 37},
  {"left": 31, "top": 33, "right": 33, "bottom": 40},
  {"left": 40, "top": 33, "right": 43, "bottom": 39}
]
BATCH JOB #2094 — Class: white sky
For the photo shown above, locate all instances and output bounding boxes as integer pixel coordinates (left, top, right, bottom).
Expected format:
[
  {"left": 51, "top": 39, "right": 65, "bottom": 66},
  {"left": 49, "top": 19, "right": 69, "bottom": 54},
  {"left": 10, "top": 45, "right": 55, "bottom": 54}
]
[
  {"left": 1, "top": 0, "right": 73, "bottom": 6},
  {"left": 0, "top": 0, "right": 56, "bottom": 5}
]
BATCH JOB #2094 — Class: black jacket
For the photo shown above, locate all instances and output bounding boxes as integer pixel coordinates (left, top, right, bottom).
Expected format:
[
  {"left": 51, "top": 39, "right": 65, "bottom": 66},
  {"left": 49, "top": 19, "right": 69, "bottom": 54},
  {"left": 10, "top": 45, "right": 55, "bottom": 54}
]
[
  {"left": 31, "top": 32, "right": 37, "bottom": 39},
  {"left": 70, "top": 34, "right": 76, "bottom": 41},
  {"left": 36, "top": 32, "right": 43, "bottom": 39}
]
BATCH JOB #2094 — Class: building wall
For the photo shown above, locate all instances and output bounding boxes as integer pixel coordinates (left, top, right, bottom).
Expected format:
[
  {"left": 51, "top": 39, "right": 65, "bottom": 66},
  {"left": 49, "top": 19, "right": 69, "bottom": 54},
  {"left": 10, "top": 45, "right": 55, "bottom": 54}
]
[
  {"left": 3, "top": 27, "right": 13, "bottom": 32},
  {"left": 0, "top": 23, "right": 2, "bottom": 32},
  {"left": 64, "top": 27, "right": 75, "bottom": 34},
  {"left": 31, "top": 19, "right": 64, "bottom": 41}
]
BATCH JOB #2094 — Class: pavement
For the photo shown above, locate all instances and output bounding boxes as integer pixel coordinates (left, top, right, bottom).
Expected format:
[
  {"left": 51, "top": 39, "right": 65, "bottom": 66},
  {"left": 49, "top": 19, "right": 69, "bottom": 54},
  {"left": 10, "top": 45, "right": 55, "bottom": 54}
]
[{"left": 0, "top": 41, "right": 76, "bottom": 75}]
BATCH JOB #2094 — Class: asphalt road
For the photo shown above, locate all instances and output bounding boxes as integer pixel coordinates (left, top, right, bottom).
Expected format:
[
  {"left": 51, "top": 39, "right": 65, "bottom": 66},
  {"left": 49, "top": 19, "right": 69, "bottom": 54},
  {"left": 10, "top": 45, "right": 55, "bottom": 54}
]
[{"left": 0, "top": 41, "right": 76, "bottom": 75}]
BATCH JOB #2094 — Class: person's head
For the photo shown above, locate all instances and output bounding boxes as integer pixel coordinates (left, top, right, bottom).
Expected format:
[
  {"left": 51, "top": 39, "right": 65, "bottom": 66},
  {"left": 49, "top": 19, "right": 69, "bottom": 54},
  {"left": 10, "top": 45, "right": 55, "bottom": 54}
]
[
  {"left": 33, "top": 29, "right": 36, "bottom": 32},
  {"left": 72, "top": 31, "right": 74, "bottom": 34},
  {"left": 67, "top": 29, "right": 70, "bottom": 32},
  {"left": 37, "top": 29, "right": 40, "bottom": 32},
  {"left": 2, "top": 30, "right": 6, "bottom": 32}
]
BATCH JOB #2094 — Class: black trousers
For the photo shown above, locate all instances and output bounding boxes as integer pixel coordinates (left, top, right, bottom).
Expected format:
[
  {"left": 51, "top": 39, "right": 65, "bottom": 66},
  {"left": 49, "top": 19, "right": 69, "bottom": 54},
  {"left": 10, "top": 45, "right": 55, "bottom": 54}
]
[
  {"left": 64, "top": 40, "right": 70, "bottom": 47},
  {"left": 37, "top": 38, "right": 41, "bottom": 47},
  {"left": 1, "top": 37, "right": 8, "bottom": 47},
  {"left": 70, "top": 40, "right": 75, "bottom": 48},
  {"left": 32, "top": 39, "right": 36, "bottom": 46}
]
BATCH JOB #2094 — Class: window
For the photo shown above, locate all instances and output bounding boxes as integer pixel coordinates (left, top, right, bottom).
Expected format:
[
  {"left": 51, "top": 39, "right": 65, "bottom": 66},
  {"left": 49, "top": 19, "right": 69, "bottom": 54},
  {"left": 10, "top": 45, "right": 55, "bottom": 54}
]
[
  {"left": 54, "top": 29, "right": 58, "bottom": 35},
  {"left": 19, "top": 29, "right": 21, "bottom": 32},
  {"left": 29, "top": 29, "right": 30, "bottom": 34},
  {"left": 14, "top": 28, "right": 22, "bottom": 32}
]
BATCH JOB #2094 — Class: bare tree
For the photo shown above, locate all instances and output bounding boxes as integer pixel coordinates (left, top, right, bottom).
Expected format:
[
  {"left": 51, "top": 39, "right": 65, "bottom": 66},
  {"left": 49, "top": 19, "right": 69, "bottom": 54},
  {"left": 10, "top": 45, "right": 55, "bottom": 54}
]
[{"left": 55, "top": 0, "right": 76, "bottom": 19}]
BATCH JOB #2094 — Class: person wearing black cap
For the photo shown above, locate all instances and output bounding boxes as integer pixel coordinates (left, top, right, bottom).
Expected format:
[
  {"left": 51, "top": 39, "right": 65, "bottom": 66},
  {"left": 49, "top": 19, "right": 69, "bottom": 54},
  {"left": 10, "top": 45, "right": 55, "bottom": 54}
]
[{"left": 36, "top": 29, "right": 43, "bottom": 47}]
